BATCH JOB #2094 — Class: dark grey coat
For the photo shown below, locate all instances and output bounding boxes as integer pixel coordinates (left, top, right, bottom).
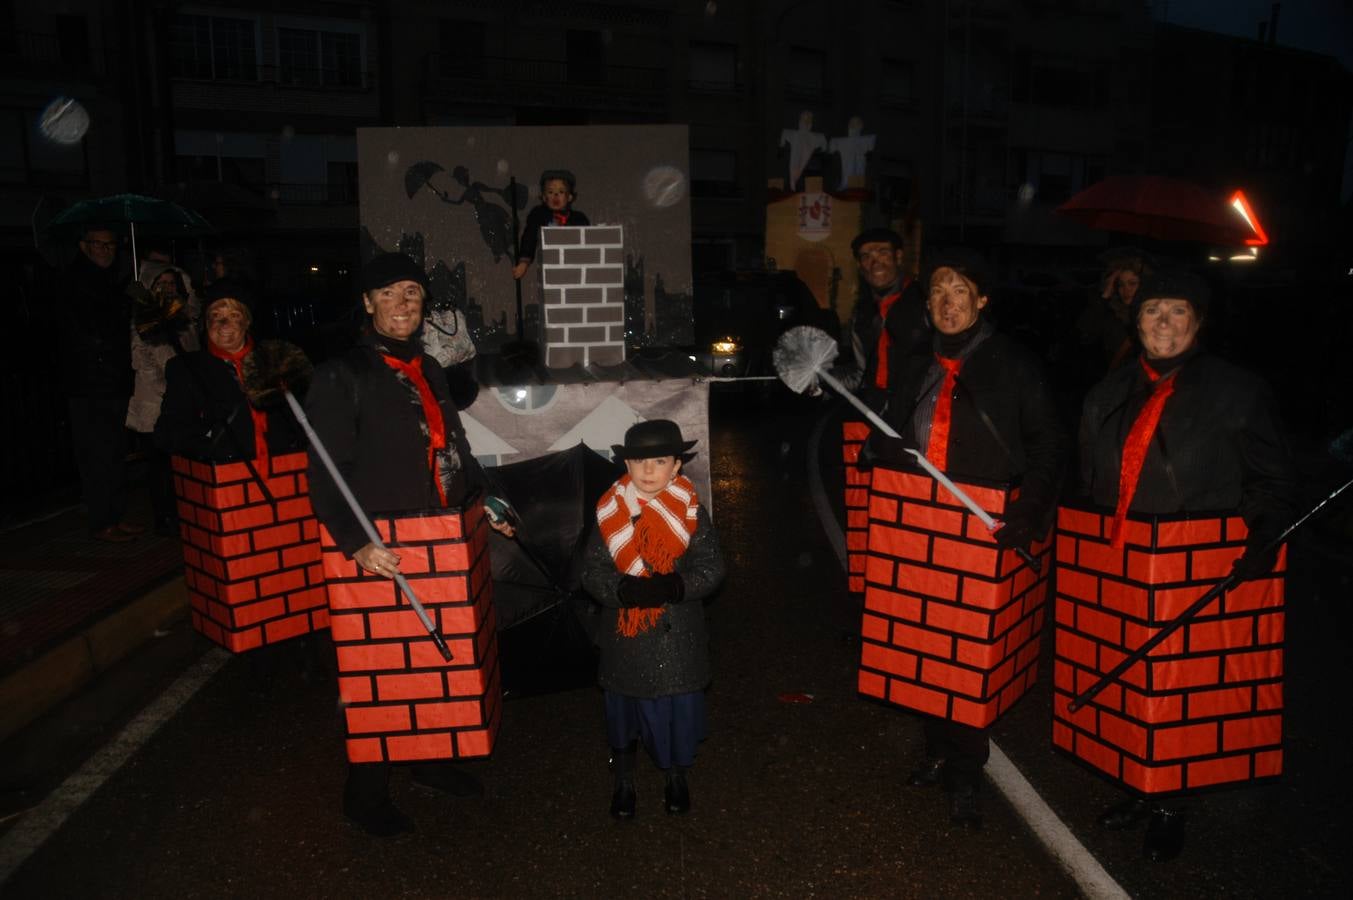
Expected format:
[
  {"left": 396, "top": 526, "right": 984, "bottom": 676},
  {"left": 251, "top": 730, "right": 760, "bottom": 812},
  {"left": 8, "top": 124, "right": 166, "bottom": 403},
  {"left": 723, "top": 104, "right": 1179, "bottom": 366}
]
[{"left": 581, "top": 505, "right": 726, "bottom": 699}]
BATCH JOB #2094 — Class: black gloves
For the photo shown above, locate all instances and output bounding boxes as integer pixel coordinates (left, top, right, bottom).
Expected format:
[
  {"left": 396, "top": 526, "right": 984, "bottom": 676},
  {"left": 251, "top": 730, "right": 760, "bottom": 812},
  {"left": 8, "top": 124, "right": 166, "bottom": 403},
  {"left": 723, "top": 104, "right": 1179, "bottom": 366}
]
[
  {"left": 858, "top": 433, "right": 912, "bottom": 470},
  {"left": 1230, "top": 540, "right": 1280, "bottom": 583},
  {"left": 616, "top": 572, "right": 686, "bottom": 609},
  {"left": 993, "top": 498, "right": 1042, "bottom": 552}
]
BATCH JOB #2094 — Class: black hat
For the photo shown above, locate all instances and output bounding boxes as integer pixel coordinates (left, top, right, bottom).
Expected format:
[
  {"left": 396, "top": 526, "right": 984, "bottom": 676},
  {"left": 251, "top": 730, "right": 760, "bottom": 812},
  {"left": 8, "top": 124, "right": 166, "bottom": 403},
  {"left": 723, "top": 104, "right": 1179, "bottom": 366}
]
[
  {"left": 925, "top": 247, "right": 992, "bottom": 299},
  {"left": 1133, "top": 269, "right": 1210, "bottom": 320},
  {"left": 362, "top": 252, "right": 430, "bottom": 294},
  {"left": 851, "top": 228, "right": 905, "bottom": 256},
  {"left": 611, "top": 419, "right": 697, "bottom": 461}
]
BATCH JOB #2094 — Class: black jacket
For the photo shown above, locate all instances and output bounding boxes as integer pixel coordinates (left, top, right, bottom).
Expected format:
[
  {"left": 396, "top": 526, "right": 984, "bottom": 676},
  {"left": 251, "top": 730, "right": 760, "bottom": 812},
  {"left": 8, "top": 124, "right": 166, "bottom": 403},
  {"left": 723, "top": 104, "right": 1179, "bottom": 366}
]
[
  {"left": 853, "top": 278, "right": 929, "bottom": 411},
  {"left": 1079, "top": 352, "right": 1295, "bottom": 542},
  {"left": 60, "top": 253, "right": 132, "bottom": 398},
  {"left": 155, "top": 349, "right": 304, "bottom": 462},
  {"left": 880, "top": 328, "right": 1069, "bottom": 532},
  {"left": 581, "top": 505, "right": 726, "bottom": 698},
  {"left": 516, "top": 205, "right": 590, "bottom": 264},
  {"left": 305, "top": 334, "right": 485, "bottom": 556}
]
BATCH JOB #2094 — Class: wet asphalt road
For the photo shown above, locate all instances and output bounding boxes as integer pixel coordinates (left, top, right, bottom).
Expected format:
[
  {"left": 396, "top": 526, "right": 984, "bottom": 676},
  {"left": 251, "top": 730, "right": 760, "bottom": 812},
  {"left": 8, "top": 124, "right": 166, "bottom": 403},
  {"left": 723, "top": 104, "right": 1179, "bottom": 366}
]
[{"left": 2, "top": 386, "right": 1350, "bottom": 898}]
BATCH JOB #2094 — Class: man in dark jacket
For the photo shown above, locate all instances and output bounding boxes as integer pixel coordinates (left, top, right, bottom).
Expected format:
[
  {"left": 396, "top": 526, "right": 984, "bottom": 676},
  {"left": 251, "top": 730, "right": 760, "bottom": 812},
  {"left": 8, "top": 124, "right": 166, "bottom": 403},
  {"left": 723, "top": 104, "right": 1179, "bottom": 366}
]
[
  {"left": 848, "top": 227, "right": 928, "bottom": 410},
  {"left": 871, "top": 248, "right": 1068, "bottom": 829},
  {"left": 61, "top": 226, "right": 139, "bottom": 542},
  {"left": 305, "top": 253, "right": 513, "bottom": 837}
]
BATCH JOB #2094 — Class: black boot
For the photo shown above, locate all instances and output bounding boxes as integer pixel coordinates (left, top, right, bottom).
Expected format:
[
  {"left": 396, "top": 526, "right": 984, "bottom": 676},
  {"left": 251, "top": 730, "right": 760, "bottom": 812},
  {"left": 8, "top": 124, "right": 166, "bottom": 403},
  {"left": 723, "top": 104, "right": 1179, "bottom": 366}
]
[
  {"left": 343, "top": 764, "right": 412, "bottom": 837},
  {"left": 949, "top": 783, "right": 982, "bottom": 830},
  {"left": 610, "top": 742, "right": 637, "bottom": 820},
  {"left": 664, "top": 768, "right": 691, "bottom": 815},
  {"left": 1098, "top": 796, "right": 1152, "bottom": 831},
  {"left": 1143, "top": 807, "right": 1187, "bottom": 862},
  {"left": 907, "top": 756, "right": 947, "bottom": 788}
]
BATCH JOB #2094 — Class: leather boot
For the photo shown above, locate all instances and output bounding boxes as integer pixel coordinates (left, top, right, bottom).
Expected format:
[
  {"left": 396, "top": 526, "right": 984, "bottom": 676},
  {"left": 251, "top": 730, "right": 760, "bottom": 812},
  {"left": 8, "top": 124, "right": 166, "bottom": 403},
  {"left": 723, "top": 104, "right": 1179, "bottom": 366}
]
[
  {"left": 343, "top": 764, "right": 412, "bottom": 837},
  {"left": 410, "top": 763, "right": 484, "bottom": 798},
  {"left": 610, "top": 742, "right": 637, "bottom": 820},
  {"left": 949, "top": 783, "right": 982, "bottom": 830},
  {"left": 907, "top": 757, "right": 947, "bottom": 788},
  {"left": 664, "top": 768, "right": 690, "bottom": 815},
  {"left": 1143, "top": 807, "right": 1187, "bottom": 862},
  {"left": 1098, "top": 796, "right": 1152, "bottom": 831}
]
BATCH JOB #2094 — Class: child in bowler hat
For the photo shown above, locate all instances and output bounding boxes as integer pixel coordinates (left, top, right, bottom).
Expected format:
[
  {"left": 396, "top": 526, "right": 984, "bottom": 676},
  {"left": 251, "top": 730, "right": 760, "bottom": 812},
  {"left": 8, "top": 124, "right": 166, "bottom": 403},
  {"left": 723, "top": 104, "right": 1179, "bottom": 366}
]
[{"left": 581, "top": 419, "right": 726, "bottom": 819}]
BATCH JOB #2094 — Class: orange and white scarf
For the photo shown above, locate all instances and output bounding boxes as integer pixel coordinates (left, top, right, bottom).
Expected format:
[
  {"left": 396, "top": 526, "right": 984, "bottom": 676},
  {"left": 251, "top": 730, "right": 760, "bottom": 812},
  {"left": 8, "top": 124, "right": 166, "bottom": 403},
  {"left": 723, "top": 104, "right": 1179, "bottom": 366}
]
[{"left": 596, "top": 473, "right": 699, "bottom": 637}]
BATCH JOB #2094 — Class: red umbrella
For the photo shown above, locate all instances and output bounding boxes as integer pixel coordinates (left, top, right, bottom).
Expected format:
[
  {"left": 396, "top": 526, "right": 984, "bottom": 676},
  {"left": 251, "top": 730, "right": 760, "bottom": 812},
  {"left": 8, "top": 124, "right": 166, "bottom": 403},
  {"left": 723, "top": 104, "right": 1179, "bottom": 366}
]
[{"left": 1056, "top": 175, "right": 1257, "bottom": 245}]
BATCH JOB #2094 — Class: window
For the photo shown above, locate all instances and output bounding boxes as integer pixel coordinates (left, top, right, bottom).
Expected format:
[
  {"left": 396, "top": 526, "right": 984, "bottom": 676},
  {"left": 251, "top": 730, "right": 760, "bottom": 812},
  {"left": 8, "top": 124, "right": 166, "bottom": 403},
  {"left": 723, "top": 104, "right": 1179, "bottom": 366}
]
[
  {"left": 1012, "top": 49, "right": 1108, "bottom": 108},
  {"left": 7, "top": 109, "right": 89, "bottom": 186},
  {"left": 1016, "top": 149, "right": 1104, "bottom": 204},
  {"left": 169, "top": 14, "right": 257, "bottom": 81},
  {"left": 0, "top": 110, "right": 27, "bottom": 182},
  {"left": 881, "top": 58, "right": 915, "bottom": 106},
  {"left": 278, "top": 27, "right": 362, "bottom": 87},
  {"left": 689, "top": 42, "right": 737, "bottom": 91},
  {"left": 439, "top": 19, "right": 486, "bottom": 77},
  {"left": 690, "top": 149, "right": 738, "bottom": 197},
  {"left": 327, "top": 161, "right": 358, "bottom": 202},
  {"left": 786, "top": 47, "right": 826, "bottom": 99},
  {"left": 55, "top": 14, "right": 89, "bottom": 66},
  {"left": 174, "top": 131, "right": 267, "bottom": 189}
]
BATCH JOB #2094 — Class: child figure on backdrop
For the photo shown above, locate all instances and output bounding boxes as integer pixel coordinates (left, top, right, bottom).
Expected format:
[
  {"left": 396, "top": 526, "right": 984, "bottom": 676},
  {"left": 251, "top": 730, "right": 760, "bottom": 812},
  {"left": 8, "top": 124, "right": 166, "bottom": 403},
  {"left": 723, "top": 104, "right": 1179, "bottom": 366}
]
[
  {"left": 581, "top": 420, "right": 726, "bottom": 820},
  {"left": 512, "top": 169, "right": 590, "bottom": 280}
]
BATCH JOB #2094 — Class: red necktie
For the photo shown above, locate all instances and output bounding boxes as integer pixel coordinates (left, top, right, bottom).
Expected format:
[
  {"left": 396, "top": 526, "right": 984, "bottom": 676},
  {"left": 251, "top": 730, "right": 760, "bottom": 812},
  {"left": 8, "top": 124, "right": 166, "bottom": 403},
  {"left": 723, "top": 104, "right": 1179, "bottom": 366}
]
[
  {"left": 380, "top": 354, "right": 449, "bottom": 506},
  {"left": 925, "top": 355, "right": 964, "bottom": 470},
  {"left": 1109, "top": 358, "right": 1178, "bottom": 547},
  {"left": 873, "top": 291, "right": 901, "bottom": 389},
  {"left": 209, "top": 337, "right": 269, "bottom": 466}
]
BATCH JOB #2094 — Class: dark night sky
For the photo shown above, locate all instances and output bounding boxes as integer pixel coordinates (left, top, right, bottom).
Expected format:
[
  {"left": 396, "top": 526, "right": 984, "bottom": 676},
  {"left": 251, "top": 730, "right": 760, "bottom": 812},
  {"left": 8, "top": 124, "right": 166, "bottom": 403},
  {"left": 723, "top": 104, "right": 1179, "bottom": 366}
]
[{"left": 1155, "top": 0, "right": 1353, "bottom": 69}]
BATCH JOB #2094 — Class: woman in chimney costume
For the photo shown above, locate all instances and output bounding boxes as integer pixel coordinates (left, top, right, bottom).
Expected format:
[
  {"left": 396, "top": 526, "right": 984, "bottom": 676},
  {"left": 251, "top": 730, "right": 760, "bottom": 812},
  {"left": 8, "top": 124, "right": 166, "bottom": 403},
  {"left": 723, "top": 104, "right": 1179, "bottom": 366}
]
[
  {"left": 866, "top": 248, "right": 1068, "bottom": 829},
  {"left": 304, "top": 253, "right": 514, "bottom": 837},
  {"left": 1076, "top": 270, "right": 1295, "bottom": 862},
  {"left": 155, "top": 279, "right": 305, "bottom": 463},
  {"left": 581, "top": 420, "right": 726, "bottom": 820}
]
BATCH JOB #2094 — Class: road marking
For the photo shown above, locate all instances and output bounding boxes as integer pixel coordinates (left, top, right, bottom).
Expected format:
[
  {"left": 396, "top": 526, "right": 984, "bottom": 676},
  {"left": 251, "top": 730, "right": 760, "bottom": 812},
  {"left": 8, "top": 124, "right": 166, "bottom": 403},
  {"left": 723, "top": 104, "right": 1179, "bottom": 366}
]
[
  {"left": 0, "top": 647, "right": 230, "bottom": 885},
  {"left": 806, "top": 404, "right": 1131, "bottom": 900}
]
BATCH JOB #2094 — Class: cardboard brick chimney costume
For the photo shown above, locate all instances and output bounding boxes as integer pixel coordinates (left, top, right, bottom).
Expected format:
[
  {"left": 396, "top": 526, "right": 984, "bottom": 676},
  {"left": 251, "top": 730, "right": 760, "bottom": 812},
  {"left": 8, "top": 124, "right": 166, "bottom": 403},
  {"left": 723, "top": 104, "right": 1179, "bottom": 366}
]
[
  {"left": 173, "top": 451, "right": 328, "bottom": 652},
  {"left": 540, "top": 225, "right": 626, "bottom": 368},
  {"left": 858, "top": 465, "right": 1051, "bottom": 726},
  {"left": 1052, "top": 505, "right": 1286, "bottom": 794},
  {"left": 322, "top": 502, "right": 500, "bottom": 764},
  {"left": 841, "top": 421, "right": 871, "bottom": 593}
]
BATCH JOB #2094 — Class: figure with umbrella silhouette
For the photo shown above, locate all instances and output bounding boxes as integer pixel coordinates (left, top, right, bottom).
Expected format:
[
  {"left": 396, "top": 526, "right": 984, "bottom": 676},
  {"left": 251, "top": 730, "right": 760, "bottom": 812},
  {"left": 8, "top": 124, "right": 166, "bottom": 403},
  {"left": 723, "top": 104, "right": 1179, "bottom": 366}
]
[{"left": 58, "top": 225, "right": 140, "bottom": 542}]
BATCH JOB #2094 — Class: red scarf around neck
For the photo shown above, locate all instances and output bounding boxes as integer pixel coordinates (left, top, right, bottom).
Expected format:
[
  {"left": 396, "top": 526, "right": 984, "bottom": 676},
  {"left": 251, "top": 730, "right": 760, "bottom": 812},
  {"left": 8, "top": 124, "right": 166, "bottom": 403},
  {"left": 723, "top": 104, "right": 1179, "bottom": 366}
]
[
  {"left": 380, "top": 353, "right": 449, "bottom": 506},
  {"left": 552, "top": 210, "right": 569, "bottom": 225},
  {"left": 209, "top": 337, "right": 269, "bottom": 466},
  {"left": 1109, "top": 357, "right": 1179, "bottom": 547},
  {"left": 595, "top": 473, "right": 699, "bottom": 637},
  {"left": 925, "top": 355, "right": 964, "bottom": 471}
]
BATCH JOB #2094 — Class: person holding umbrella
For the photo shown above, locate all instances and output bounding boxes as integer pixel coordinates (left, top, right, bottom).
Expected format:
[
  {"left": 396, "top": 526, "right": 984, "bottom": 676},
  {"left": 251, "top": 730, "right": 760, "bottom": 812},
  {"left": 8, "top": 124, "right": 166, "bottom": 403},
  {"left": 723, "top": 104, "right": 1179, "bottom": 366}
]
[
  {"left": 304, "top": 252, "right": 515, "bottom": 837},
  {"left": 1075, "top": 270, "right": 1295, "bottom": 861},
  {"left": 60, "top": 226, "right": 141, "bottom": 542},
  {"left": 865, "top": 248, "right": 1068, "bottom": 829}
]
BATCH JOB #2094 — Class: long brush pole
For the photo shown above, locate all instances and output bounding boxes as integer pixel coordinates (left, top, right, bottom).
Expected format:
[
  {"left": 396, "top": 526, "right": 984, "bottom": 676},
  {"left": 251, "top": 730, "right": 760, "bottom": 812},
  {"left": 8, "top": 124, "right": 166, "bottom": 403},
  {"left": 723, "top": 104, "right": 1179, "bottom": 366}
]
[{"left": 284, "top": 390, "right": 452, "bottom": 662}]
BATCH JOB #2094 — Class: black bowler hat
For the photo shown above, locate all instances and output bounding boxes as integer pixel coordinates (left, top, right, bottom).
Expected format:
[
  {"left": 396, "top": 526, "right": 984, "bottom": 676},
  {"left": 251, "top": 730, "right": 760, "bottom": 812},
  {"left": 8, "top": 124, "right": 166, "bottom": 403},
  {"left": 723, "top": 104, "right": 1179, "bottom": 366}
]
[
  {"left": 362, "top": 252, "right": 430, "bottom": 294},
  {"left": 611, "top": 419, "right": 697, "bottom": 461}
]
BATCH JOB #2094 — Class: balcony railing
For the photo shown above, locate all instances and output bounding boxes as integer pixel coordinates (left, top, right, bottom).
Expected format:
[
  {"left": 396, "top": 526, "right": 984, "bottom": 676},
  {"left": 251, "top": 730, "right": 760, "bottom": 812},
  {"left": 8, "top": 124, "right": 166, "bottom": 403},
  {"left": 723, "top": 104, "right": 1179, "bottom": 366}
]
[
  {"left": 421, "top": 53, "right": 666, "bottom": 94},
  {"left": 0, "top": 30, "right": 105, "bottom": 75},
  {"left": 169, "top": 62, "right": 374, "bottom": 91}
]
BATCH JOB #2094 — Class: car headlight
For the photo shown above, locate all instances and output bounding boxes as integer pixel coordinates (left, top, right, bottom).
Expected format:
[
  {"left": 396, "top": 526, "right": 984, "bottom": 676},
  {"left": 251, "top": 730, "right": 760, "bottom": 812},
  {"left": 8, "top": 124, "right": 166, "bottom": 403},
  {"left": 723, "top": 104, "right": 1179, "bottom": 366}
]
[{"left": 711, "top": 338, "right": 741, "bottom": 354}]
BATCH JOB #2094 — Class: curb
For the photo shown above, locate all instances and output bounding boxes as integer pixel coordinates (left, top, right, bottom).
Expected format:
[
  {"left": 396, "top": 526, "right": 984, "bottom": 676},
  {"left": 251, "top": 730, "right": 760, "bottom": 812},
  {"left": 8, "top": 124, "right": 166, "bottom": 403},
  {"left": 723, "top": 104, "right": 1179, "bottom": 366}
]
[{"left": 0, "top": 579, "right": 190, "bottom": 744}]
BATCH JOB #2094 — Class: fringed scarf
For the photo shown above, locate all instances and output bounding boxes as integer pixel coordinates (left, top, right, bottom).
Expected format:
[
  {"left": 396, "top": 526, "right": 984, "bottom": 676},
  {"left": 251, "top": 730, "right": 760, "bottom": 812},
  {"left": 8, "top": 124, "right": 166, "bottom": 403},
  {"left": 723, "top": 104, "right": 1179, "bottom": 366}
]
[
  {"left": 209, "top": 337, "right": 269, "bottom": 465},
  {"left": 1109, "top": 357, "right": 1179, "bottom": 547},
  {"left": 378, "top": 352, "right": 454, "bottom": 507},
  {"left": 596, "top": 473, "right": 699, "bottom": 637}
]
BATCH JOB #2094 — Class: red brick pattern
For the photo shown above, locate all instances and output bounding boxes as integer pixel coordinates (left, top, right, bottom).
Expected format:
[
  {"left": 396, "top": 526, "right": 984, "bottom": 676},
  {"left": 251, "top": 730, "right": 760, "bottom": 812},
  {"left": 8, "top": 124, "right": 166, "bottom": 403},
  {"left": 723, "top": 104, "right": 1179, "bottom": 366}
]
[
  {"left": 172, "top": 453, "right": 328, "bottom": 653},
  {"left": 842, "top": 421, "right": 872, "bottom": 593},
  {"left": 1052, "top": 504, "right": 1286, "bottom": 794},
  {"left": 323, "top": 503, "right": 500, "bottom": 764},
  {"left": 859, "top": 465, "right": 1050, "bottom": 728}
]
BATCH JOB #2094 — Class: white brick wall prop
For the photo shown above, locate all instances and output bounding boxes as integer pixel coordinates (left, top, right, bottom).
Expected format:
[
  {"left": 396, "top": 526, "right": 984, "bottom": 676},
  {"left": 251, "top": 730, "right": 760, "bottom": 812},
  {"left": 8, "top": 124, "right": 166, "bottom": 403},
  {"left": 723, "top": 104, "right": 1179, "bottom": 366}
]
[{"left": 539, "top": 225, "right": 627, "bottom": 368}]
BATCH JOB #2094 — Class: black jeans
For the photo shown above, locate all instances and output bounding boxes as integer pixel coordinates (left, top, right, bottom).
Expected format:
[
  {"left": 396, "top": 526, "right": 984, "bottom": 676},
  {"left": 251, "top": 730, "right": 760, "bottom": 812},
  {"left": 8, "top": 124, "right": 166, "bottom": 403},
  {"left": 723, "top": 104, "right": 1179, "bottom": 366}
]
[
  {"left": 923, "top": 718, "right": 990, "bottom": 789},
  {"left": 68, "top": 394, "right": 130, "bottom": 531}
]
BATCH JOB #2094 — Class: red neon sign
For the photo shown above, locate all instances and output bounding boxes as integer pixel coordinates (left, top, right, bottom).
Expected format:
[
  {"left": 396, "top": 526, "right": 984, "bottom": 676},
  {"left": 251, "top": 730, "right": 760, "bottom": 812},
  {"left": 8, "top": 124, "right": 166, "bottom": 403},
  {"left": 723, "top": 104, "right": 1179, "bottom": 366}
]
[{"left": 1229, "top": 190, "right": 1269, "bottom": 246}]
